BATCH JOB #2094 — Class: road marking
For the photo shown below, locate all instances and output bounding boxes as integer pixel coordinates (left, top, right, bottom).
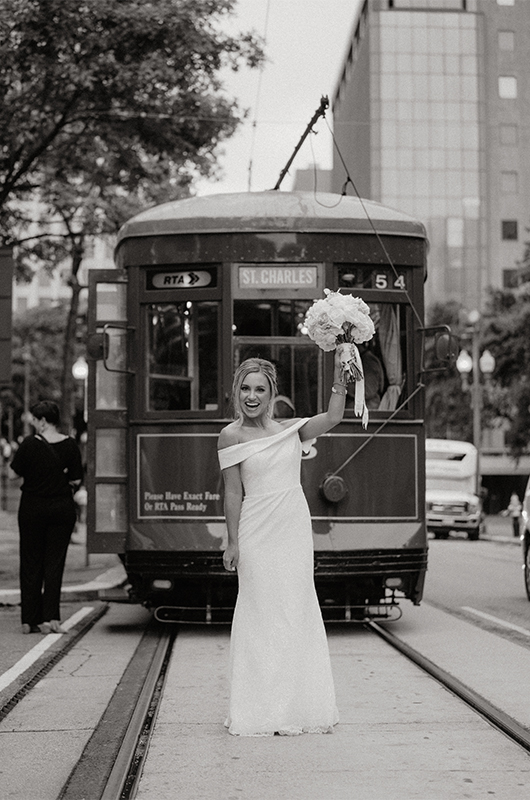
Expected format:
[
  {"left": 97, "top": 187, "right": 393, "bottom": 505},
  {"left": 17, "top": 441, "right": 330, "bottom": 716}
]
[
  {"left": 0, "top": 606, "right": 94, "bottom": 693},
  {"left": 462, "top": 606, "right": 530, "bottom": 638}
]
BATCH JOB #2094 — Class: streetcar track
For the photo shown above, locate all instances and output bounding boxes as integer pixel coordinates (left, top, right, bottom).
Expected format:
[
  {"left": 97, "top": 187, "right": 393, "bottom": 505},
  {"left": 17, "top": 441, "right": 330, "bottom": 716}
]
[
  {"left": 58, "top": 620, "right": 175, "bottom": 800},
  {"left": 102, "top": 626, "right": 174, "bottom": 800},
  {"left": 5, "top": 605, "right": 516, "bottom": 800},
  {"left": 77, "top": 620, "right": 530, "bottom": 800},
  {"left": 368, "top": 620, "right": 530, "bottom": 754}
]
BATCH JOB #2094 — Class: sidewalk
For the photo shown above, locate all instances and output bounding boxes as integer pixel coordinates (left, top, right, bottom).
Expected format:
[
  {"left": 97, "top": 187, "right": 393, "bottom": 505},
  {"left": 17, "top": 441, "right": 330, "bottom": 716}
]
[
  {"left": 481, "top": 513, "right": 522, "bottom": 544},
  {"left": 0, "top": 508, "right": 126, "bottom": 604}
]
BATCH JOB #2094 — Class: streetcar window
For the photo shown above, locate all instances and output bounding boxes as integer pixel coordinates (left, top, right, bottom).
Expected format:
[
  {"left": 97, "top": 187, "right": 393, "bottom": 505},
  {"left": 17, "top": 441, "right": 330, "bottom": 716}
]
[
  {"left": 95, "top": 429, "right": 127, "bottom": 477},
  {"left": 234, "top": 300, "right": 320, "bottom": 417},
  {"left": 95, "top": 484, "right": 127, "bottom": 532},
  {"left": 96, "top": 283, "right": 127, "bottom": 321},
  {"left": 352, "top": 302, "right": 408, "bottom": 413},
  {"left": 147, "top": 302, "right": 219, "bottom": 411},
  {"left": 234, "top": 299, "right": 309, "bottom": 337},
  {"left": 233, "top": 299, "right": 408, "bottom": 416}
]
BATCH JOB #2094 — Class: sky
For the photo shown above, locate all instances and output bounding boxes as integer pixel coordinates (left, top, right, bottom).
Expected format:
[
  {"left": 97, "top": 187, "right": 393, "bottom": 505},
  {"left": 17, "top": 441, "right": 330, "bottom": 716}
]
[{"left": 195, "top": 0, "right": 362, "bottom": 197}]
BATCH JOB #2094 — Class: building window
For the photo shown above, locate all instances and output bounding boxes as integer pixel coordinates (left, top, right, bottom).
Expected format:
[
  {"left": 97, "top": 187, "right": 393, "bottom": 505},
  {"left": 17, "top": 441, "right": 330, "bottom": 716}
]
[
  {"left": 501, "top": 220, "right": 518, "bottom": 240},
  {"left": 497, "top": 0, "right": 514, "bottom": 5},
  {"left": 498, "top": 31, "right": 515, "bottom": 51},
  {"left": 503, "top": 270, "right": 518, "bottom": 289},
  {"left": 501, "top": 171, "right": 518, "bottom": 193},
  {"left": 498, "top": 76, "right": 517, "bottom": 98},
  {"left": 500, "top": 124, "right": 518, "bottom": 145}
]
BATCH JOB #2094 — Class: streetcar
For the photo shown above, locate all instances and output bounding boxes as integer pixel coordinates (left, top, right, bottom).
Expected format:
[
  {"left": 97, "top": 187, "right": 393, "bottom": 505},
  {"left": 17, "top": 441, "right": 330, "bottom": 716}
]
[{"left": 86, "top": 190, "right": 449, "bottom": 623}]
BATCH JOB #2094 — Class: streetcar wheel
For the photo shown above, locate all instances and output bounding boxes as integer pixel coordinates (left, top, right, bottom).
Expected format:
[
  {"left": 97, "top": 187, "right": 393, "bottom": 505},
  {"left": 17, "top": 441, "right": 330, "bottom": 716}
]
[{"left": 524, "top": 545, "right": 530, "bottom": 602}]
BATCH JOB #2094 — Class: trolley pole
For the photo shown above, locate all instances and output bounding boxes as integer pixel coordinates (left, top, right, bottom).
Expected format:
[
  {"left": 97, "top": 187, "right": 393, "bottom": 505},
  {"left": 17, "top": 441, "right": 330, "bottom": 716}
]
[{"left": 273, "top": 96, "right": 329, "bottom": 191}]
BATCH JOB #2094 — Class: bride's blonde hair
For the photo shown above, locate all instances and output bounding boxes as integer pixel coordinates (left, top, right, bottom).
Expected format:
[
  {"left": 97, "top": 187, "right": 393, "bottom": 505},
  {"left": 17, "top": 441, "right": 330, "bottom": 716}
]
[{"left": 231, "top": 358, "right": 278, "bottom": 421}]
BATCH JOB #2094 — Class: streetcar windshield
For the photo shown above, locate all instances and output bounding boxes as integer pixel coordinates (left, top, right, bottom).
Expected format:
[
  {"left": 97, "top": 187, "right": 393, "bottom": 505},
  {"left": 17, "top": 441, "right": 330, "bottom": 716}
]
[
  {"left": 233, "top": 298, "right": 408, "bottom": 417},
  {"left": 147, "top": 301, "right": 219, "bottom": 411},
  {"left": 234, "top": 299, "right": 320, "bottom": 418}
]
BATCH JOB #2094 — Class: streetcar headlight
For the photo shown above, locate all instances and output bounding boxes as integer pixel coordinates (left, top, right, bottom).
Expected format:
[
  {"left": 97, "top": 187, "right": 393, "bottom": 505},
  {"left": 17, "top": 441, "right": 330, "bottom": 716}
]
[
  {"left": 385, "top": 577, "right": 403, "bottom": 589},
  {"left": 151, "top": 579, "right": 173, "bottom": 591}
]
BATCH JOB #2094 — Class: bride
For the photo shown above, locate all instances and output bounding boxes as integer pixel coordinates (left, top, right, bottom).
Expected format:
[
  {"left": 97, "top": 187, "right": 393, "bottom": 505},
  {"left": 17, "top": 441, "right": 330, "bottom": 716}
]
[{"left": 218, "top": 353, "right": 346, "bottom": 736}]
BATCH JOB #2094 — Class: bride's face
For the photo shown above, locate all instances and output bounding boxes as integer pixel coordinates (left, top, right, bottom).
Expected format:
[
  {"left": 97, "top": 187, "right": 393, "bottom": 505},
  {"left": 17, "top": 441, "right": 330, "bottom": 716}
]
[{"left": 239, "top": 371, "right": 271, "bottom": 420}]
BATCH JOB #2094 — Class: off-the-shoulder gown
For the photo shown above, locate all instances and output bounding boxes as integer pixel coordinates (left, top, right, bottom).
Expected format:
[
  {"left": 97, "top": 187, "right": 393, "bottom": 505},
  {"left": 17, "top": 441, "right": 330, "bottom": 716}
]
[{"left": 218, "top": 418, "right": 338, "bottom": 736}]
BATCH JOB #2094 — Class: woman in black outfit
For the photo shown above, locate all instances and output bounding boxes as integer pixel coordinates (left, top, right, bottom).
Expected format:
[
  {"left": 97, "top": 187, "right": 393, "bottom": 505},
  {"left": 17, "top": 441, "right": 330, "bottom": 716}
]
[{"left": 10, "top": 400, "right": 83, "bottom": 634}]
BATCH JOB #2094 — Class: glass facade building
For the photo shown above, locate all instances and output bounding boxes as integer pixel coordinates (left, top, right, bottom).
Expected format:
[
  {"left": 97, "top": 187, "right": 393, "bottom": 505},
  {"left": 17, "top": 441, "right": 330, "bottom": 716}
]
[{"left": 332, "top": 0, "right": 530, "bottom": 311}]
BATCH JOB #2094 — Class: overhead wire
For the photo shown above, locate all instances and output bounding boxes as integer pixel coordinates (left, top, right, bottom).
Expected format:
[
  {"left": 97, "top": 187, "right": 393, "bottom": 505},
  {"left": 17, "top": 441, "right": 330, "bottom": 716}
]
[
  {"left": 323, "top": 116, "right": 424, "bottom": 329},
  {"left": 305, "top": 106, "right": 429, "bottom": 445},
  {"left": 247, "top": 0, "right": 271, "bottom": 192}
]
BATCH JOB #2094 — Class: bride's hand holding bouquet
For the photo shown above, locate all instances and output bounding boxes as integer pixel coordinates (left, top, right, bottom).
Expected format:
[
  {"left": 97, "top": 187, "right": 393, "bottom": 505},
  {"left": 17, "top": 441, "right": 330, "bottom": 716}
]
[{"left": 304, "top": 289, "right": 375, "bottom": 428}]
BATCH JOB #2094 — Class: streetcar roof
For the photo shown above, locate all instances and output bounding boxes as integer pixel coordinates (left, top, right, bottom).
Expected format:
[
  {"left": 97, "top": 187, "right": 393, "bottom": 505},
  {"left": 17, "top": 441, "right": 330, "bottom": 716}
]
[{"left": 116, "top": 191, "right": 427, "bottom": 243}]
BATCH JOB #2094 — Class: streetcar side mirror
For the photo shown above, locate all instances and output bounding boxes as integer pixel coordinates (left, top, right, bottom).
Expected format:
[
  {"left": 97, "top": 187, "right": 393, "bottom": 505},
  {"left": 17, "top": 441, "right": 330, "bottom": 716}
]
[
  {"left": 419, "top": 326, "right": 459, "bottom": 373},
  {"left": 435, "top": 331, "right": 459, "bottom": 363},
  {"left": 86, "top": 325, "right": 134, "bottom": 374},
  {"left": 86, "top": 332, "right": 108, "bottom": 360}
]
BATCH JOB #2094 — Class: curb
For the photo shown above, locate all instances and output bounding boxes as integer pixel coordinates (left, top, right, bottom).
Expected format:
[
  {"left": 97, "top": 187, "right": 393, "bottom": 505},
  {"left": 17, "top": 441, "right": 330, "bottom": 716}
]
[{"left": 481, "top": 535, "right": 522, "bottom": 545}]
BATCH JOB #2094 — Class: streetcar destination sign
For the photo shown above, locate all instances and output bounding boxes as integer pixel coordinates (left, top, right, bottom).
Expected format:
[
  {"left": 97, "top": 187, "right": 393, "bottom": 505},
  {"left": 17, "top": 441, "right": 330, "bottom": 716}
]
[
  {"left": 149, "top": 270, "right": 213, "bottom": 289},
  {"left": 238, "top": 265, "right": 318, "bottom": 289}
]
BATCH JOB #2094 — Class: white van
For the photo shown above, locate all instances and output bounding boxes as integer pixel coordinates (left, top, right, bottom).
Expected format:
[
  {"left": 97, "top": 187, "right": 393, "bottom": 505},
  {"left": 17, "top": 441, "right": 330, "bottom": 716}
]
[{"left": 425, "top": 439, "right": 483, "bottom": 540}]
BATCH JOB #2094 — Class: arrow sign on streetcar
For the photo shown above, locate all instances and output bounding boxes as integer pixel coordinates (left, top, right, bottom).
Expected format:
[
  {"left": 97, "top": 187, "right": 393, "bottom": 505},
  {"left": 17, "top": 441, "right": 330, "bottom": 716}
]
[{"left": 151, "top": 270, "right": 212, "bottom": 289}]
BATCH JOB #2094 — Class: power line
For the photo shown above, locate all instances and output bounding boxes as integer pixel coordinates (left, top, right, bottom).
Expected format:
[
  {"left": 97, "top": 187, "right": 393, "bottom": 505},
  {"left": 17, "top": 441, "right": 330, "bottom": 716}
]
[{"left": 247, "top": 0, "right": 271, "bottom": 192}]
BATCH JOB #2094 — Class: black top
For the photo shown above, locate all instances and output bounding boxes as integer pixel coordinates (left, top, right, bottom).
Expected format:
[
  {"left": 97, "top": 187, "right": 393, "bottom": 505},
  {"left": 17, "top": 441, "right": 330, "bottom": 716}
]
[{"left": 11, "top": 435, "right": 83, "bottom": 498}]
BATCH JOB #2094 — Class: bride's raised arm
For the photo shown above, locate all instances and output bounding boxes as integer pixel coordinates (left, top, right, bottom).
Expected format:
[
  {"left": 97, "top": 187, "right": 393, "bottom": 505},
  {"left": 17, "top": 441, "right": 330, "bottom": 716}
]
[{"left": 299, "top": 350, "right": 347, "bottom": 442}]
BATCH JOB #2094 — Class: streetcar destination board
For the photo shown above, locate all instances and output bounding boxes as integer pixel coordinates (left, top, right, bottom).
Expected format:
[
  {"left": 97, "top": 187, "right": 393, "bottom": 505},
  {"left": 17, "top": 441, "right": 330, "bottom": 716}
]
[{"left": 238, "top": 265, "right": 318, "bottom": 289}]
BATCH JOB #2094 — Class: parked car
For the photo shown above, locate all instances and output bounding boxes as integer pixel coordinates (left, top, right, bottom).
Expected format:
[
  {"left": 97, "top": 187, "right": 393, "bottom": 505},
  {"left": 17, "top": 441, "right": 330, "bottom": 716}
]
[{"left": 521, "top": 476, "right": 530, "bottom": 600}]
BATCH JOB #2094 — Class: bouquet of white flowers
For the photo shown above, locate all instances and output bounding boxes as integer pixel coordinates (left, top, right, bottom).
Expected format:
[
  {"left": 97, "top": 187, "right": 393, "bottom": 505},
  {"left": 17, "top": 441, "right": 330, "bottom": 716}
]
[{"left": 304, "top": 289, "right": 375, "bottom": 427}]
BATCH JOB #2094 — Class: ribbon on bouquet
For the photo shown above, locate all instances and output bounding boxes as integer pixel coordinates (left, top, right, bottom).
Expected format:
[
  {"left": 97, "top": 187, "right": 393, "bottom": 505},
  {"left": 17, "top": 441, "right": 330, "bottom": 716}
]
[{"left": 336, "top": 342, "right": 369, "bottom": 429}]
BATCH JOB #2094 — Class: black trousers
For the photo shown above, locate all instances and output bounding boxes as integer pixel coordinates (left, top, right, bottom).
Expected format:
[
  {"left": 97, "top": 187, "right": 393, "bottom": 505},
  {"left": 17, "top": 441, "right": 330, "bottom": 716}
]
[{"left": 18, "top": 494, "right": 77, "bottom": 626}]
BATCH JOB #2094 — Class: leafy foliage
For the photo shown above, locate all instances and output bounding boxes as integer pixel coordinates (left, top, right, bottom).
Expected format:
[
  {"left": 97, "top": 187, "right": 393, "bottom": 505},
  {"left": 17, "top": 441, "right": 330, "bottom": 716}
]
[
  {"left": 423, "top": 301, "right": 471, "bottom": 441},
  {"left": 0, "top": 0, "right": 263, "bottom": 426},
  {"left": 5, "top": 301, "right": 87, "bottom": 439},
  {"left": 423, "top": 289, "right": 530, "bottom": 457},
  {"left": 0, "top": 0, "right": 263, "bottom": 226},
  {"left": 482, "top": 288, "right": 530, "bottom": 458}
]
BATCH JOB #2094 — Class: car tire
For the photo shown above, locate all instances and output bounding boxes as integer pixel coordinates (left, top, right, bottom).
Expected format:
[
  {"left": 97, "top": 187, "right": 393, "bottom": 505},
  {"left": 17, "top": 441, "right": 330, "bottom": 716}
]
[
  {"left": 524, "top": 543, "right": 530, "bottom": 602},
  {"left": 468, "top": 528, "right": 480, "bottom": 541}
]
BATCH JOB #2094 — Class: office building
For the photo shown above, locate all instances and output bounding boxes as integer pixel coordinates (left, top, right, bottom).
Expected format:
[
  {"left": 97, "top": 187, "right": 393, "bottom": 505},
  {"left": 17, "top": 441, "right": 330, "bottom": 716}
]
[{"left": 332, "top": 0, "right": 530, "bottom": 312}]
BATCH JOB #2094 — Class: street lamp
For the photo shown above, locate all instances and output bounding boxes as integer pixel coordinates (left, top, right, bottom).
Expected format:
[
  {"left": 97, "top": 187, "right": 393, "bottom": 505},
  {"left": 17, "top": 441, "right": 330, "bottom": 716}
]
[
  {"left": 456, "top": 332, "right": 495, "bottom": 494},
  {"left": 72, "top": 356, "right": 88, "bottom": 422},
  {"left": 479, "top": 349, "right": 495, "bottom": 381},
  {"left": 456, "top": 349, "right": 473, "bottom": 390}
]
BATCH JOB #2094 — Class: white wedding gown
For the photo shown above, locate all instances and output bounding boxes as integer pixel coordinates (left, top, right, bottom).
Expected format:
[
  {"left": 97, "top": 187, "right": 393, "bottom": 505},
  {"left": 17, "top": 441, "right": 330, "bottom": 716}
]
[{"left": 218, "top": 419, "right": 339, "bottom": 736}]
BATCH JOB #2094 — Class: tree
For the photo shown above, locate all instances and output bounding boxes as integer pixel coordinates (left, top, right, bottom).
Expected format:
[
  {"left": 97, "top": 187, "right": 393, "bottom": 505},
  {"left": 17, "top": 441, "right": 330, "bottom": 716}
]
[
  {"left": 8, "top": 301, "right": 86, "bottom": 438},
  {"left": 423, "top": 289, "right": 530, "bottom": 458},
  {"left": 481, "top": 287, "right": 530, "bottom": 458},
  {"left": 0, "top": 0, "right": 263, "bottom": 424},
  {"left": 423, "top": 301, "right": 471, "bottom": 441},
  {"left": 12, "top": 154, "right": 185, "bottom": 426},
  {"left": 0, "top": 0, "right": 263, "bottom": 221}
]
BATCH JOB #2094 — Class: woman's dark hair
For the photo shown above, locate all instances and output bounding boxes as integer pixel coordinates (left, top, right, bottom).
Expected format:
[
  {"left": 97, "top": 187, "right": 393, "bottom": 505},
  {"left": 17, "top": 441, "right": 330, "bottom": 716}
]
[{"left": 31, "top": 400, "right": 61, "bottom": 427}]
